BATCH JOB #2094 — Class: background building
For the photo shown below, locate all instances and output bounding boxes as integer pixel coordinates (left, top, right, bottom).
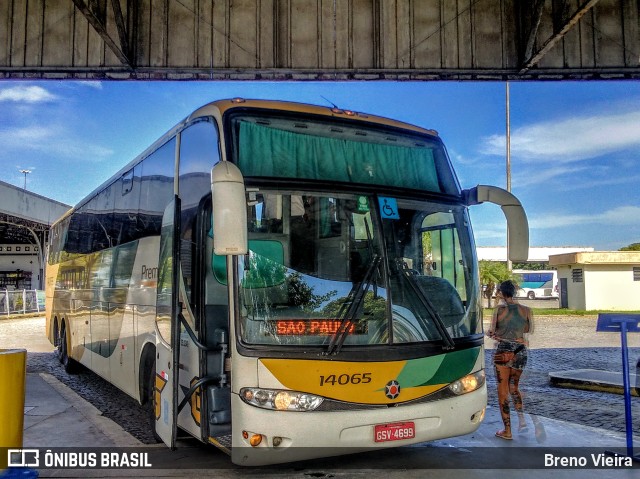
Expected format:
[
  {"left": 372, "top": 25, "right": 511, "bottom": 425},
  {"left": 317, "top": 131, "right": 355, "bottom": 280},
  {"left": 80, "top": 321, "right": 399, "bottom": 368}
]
[
  {"left": 549, "top": 252, "right": 640, "bottom": 310},
  {"left": 476, "top": 246, "right": 594, "bottom": 267},
  {"left": 0, "top": 180, "right": 70, "bottom": 290}
]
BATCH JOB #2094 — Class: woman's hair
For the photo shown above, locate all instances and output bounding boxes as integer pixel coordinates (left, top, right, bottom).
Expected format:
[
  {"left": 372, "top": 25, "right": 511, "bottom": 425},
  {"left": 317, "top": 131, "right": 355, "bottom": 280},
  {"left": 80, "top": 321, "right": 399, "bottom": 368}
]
[{"left": 498, "top": 280, "right": 518, "bottom": 298}]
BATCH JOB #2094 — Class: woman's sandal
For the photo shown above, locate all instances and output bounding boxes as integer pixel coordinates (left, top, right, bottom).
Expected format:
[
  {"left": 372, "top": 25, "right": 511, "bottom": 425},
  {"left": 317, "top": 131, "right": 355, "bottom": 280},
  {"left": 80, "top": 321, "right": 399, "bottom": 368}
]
[{"left": 495, "top": 430, "right": 513, "bottom": 440}]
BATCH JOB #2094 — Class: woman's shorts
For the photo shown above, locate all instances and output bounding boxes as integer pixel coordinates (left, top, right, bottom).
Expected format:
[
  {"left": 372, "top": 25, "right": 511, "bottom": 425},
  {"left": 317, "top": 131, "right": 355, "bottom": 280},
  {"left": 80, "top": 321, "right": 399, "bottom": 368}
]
[{"left": 494, "top": 341, "right": 528, "bottom": 370}]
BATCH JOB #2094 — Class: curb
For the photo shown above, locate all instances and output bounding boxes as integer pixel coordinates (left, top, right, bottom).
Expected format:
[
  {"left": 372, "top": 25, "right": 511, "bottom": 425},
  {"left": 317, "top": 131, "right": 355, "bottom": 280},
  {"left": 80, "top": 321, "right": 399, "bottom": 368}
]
[{"left": 38, "top": 373, "right": 143, "bottom": 447}]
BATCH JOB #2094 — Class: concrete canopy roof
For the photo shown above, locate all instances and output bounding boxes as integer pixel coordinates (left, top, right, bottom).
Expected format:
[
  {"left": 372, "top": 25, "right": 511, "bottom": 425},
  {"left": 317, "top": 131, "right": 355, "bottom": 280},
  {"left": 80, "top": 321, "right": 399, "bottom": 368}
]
[
  {"left": 549, "top": 251, "right": 640, "bottom": 266},
  {"left": 0, "top": 180, "right": 70, "bottom": 245}
]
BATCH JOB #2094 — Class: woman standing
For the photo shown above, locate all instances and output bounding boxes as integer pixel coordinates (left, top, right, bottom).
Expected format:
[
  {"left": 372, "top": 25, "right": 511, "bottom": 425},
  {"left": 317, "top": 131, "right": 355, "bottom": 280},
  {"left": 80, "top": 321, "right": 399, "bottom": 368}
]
[{"left": 487, "top": 280, "right": 534, "bottom": 440}]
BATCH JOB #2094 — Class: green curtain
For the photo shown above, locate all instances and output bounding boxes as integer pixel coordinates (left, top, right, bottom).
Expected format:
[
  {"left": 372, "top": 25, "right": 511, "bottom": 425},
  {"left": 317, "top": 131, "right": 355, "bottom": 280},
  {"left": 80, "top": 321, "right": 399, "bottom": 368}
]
[{"left": 238, "top": 122, "right": 441, "bottom": 192}]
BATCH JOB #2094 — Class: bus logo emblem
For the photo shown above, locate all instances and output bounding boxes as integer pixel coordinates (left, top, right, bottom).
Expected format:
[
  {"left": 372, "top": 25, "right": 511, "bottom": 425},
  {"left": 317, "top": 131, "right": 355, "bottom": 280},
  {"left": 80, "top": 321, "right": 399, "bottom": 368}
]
[{"left": 385, "top": 380, "right": 401, "bottom": 400}]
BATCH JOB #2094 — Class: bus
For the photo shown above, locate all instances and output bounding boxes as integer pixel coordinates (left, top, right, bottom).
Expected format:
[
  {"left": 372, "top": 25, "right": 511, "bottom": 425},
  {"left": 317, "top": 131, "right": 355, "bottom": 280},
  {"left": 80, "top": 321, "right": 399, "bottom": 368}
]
[
  {"left": 45, "top": 98, "right": 528, "bottom": 465},
  {"left": 513, "top": 270, "right": 558, "bottom": 299}
]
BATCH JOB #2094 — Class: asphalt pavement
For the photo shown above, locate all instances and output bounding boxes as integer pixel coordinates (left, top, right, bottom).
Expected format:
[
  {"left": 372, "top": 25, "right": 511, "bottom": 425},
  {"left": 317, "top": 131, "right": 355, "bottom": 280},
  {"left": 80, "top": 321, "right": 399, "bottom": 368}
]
[{"left": 1, "top": 315, "right": 639, "bottom": 478}]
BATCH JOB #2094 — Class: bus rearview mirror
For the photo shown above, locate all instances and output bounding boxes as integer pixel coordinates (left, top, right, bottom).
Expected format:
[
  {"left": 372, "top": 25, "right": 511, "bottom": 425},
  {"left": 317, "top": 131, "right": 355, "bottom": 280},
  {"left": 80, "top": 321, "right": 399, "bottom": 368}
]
[
  {"left": 211, "top": 162, "right": 248, "bottom": 255},
  {"left": 463, "top": 185, "right": 529, "bottom": 262}
]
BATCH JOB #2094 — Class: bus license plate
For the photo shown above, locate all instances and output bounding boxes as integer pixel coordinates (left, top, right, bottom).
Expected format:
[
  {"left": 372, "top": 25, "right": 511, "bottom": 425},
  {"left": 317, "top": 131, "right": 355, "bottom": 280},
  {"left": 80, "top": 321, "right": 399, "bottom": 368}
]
[{"left": 374, "top": 422, "right": 415, "bottom": 443}]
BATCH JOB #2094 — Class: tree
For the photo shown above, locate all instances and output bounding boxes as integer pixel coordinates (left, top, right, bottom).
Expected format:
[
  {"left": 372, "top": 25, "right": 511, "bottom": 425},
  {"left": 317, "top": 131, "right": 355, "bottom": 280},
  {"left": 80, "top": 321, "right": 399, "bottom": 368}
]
[
  {"left": 287, "top": 271, "right": 336, "bottom": 312},
  {"left": 322, "top": 291, "right": 386, "bottom": 322},
  {"left": 619, "top": 243, "right": 640, "bottom": 251},
  {"left": 478, "top": 261, "right": 521, "bottom": 308}
]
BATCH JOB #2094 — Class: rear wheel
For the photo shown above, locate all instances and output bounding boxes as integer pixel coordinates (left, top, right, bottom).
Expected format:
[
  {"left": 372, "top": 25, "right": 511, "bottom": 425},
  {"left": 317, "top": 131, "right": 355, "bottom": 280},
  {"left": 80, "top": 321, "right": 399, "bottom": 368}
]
[
  {"left": 59, "top": 322, "right": 79, "bottom": 374},
  {"left": 54, "top": 320, "right": 63, "bottom": 363}
]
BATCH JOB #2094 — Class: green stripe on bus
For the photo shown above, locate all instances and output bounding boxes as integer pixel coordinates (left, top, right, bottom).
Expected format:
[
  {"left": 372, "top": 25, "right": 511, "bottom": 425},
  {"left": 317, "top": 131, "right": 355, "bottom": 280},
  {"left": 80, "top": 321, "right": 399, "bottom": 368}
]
[{"left": 396, "top": 347, "right": 480, "bottom": 388}]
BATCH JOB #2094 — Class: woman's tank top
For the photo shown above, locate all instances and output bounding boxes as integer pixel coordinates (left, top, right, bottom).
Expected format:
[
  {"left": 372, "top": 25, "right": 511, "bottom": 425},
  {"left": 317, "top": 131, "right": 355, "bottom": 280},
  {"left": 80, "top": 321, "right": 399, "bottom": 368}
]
[{"left": 494, "top": 304, "right": 528, "bottom": 342}]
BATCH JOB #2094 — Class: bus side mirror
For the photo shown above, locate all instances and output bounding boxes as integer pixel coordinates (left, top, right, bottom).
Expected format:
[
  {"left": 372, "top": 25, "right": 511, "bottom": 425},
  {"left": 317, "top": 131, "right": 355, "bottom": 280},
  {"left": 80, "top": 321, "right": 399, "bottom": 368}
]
[
  {"left": 463, "top": 185, "right": 529, "bottom": 262},
  {"left": 211, "top": 162, "right": 248, "bottom": 255}
]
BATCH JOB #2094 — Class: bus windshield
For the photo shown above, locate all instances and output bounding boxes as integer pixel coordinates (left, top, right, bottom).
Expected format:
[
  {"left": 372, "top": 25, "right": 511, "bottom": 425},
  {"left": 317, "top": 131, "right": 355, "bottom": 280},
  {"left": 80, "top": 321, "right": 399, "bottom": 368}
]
[{"left": 234, "top": 190, "right": 480, "bottom": 348}]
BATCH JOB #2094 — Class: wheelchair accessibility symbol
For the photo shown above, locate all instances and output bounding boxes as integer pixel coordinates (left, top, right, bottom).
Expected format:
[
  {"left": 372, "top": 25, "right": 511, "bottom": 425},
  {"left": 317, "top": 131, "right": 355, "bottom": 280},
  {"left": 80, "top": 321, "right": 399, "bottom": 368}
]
[{"left": 378, "top": 197, "right": 400, "bottom": 219}]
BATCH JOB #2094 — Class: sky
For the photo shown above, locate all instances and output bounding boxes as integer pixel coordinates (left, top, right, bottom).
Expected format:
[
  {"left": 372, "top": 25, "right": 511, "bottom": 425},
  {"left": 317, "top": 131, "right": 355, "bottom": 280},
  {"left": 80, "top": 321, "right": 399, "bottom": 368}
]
[{"left": 1, "top": 80, "right": 639, "bottom": 251}]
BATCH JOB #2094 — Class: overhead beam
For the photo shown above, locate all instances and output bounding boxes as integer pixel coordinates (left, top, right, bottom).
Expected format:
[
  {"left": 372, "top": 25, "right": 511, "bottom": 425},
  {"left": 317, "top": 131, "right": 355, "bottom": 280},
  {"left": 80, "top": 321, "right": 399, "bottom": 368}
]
[
  {"left": 522, "top": 0, "right": 546, "bottom": 66},
  {"left": 71, "top": 0, "right": 132, "bottom": 67},
  {"left": 520, "top": 0, "right": 601, "bottom": 74},
  {"left": 109, "top": 0, "right": 130, "bottom": 64}
]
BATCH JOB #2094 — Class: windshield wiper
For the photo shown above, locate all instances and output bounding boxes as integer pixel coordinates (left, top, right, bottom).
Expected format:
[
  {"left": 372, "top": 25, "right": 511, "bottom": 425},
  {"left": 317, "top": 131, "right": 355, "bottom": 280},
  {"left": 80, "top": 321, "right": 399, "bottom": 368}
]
[
  {"left": 397, "top": 260, "right": 456, "bottom": 350},
  {"left": 325, "top": 254, "right": 382, "bottom": 355}
]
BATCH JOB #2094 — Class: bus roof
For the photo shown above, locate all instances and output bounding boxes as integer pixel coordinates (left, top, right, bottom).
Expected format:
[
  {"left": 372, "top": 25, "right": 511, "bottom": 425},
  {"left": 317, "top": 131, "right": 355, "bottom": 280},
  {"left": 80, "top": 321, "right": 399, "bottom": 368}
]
[
  {"left": 191, "top": 98, "right": 439, "bottom": 136},
  {"left": 53, "top": 98, "right": 441, "bottom": 226}
]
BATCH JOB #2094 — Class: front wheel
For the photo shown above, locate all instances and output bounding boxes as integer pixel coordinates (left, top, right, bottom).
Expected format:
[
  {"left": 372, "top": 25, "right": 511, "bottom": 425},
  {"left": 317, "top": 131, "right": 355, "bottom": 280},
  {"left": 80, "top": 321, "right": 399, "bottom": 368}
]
[
  {"left": 145, "top": 360, "right": 162, "bottom": 443},
  {"left": 527, "top": 291, "right": 535, "bottom": 300}
]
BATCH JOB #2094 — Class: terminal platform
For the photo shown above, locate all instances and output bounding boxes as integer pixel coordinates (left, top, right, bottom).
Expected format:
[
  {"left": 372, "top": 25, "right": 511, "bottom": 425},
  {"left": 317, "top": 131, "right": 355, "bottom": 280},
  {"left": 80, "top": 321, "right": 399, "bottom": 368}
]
[
  {"left": 549, "top": 369, "right": 639, "bottom": 396},
  {"left": 6, "top": 372, "right": 638, "bottom": 478}
]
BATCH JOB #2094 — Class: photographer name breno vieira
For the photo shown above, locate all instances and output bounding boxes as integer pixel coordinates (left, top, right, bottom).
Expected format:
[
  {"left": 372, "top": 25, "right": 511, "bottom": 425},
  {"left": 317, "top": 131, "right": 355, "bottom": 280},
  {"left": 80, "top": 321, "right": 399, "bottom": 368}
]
[{"left": 545, "top": 453, "right": 633, "bottom": 468}]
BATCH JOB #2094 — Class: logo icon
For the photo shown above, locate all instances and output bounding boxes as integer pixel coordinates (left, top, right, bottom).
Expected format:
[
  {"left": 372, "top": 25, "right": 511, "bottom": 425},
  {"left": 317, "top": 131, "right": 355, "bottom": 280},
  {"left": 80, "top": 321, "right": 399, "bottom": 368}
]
[
  {"left": 8, "top": 449, "right": 39, "bottom": 467},
  {"left": 385, "top": 380, "right": 401, "bottom": 400}
]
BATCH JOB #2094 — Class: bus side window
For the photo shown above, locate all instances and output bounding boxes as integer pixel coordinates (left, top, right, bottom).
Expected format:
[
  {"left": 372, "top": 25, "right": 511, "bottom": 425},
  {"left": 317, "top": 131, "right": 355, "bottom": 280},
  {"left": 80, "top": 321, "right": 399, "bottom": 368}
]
[
  {"left": 114, "top": 165, "right": 141, "bottom": 246},
  {"left": 420, "top": 212, "right": 467, "bottom": 302}
]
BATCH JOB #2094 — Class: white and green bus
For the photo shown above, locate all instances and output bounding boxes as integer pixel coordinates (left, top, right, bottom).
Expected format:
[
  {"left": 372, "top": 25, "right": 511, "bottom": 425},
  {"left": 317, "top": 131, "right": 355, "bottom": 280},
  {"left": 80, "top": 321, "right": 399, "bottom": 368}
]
[{"left": 46, "top": 98, "right": 528, "bottom": 465}]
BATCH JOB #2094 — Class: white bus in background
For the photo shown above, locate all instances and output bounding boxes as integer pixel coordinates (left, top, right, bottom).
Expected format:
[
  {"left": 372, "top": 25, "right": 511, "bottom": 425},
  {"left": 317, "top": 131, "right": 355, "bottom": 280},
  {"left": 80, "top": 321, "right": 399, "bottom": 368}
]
[{"left": 513, "top": 270, "right": 558, "bottom": 299}]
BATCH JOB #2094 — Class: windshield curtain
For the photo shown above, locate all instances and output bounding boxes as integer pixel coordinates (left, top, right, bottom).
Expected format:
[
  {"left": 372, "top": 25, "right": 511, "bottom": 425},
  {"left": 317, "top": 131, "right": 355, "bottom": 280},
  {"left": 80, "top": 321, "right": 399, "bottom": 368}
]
[
  {"left": 237, "top": 121, "right": 445, "bottom": 193},
  {"left": 232, "top": 190, "right": 480, "bottom": 348}
]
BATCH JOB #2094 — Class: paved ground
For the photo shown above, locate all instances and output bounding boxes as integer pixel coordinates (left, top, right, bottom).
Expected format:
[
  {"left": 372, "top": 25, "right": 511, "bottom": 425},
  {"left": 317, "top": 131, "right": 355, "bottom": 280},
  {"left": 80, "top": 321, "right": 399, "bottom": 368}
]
[
  {"left": 485, "top": 314, "right": 640, "bottom": 433},
  {"left": 2, "top": 314, "right": 638, "bottom": 441},
  {"left": 2, "top": 314, "right": 640, "bottom": 478}
]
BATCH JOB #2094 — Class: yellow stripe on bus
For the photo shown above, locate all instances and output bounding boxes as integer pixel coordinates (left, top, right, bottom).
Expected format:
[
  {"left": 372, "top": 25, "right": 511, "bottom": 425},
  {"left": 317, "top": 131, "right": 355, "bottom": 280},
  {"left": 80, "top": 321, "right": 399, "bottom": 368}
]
[{"left": 260, "top": 358, "right": 446, "bottom": 404}]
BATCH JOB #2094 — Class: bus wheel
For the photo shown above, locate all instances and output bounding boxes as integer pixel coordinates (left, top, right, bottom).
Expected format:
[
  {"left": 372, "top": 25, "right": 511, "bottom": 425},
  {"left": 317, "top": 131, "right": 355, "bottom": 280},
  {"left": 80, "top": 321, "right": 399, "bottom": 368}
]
[
  {"left": 527, "top": 291, "right": 535, "bottom": 300},
  {"left": 54, "top": 320, "right": 63, "bottom": 364},
  {"left": 60, "top": 323, "right": 79, "bottom": 374},
  {"left": 146, "top": 361, "right": 162, "bottom": 443}
]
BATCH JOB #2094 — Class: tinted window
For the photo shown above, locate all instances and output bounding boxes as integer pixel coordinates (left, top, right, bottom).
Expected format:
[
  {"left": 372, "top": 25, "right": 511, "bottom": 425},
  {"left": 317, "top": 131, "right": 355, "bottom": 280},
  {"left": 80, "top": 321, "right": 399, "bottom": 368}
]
[
  {"left": 179, "top": 119, "right": 220, "bottom": 307},
  {"left": 114, "top": 164, "right": 141, "bottom": 245},
  {"left": 138, "top": 138, "right": 176, "bottom": 239}
]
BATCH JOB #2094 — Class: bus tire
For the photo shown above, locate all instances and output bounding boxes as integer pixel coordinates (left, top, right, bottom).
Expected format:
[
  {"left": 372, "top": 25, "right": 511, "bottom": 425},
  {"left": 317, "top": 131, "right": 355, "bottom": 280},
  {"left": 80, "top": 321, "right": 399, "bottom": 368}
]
[
  {"left": 527, "top": 291, "right": 535, "bottom": 300},
  {"left": 54, "top": 319, "right": 63, "bottom": 364},
  {"left": 60, "top": 322, "right": 79, "bottom": 374},
  {"left": 145, "top": 359, "right": 162, "bottom": 443}
]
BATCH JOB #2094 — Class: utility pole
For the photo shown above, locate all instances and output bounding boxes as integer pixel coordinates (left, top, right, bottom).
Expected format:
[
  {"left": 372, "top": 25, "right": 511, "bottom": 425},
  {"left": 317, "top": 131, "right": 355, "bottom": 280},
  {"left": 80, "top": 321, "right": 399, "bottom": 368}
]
[
  {"left": 506, "top": 83, "right": 512, "bottom": 271},
  {"left": 19, "top": 169, "right": 31, "bottom": 190}
]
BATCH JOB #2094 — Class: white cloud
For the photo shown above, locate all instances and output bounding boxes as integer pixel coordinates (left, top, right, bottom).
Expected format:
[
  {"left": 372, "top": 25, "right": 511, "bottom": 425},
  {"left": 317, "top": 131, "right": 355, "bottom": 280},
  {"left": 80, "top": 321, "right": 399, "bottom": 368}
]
[
  {"left": 560, "top": 173, "right": 640, "bottom": 191},
  {"left": 0, "top": 85, "right": 57, "bottom": 103},
  {"left": 471, "top": 228, "right": 506, "bottom": 241},
  {"left": 0, "top": 125, "right": 53, "bottom": 143},
  {"left": 512, "top": 164, "right": 588, "bottom": 188},
  {"left": 481, "top": 110, "right": 640, "bottom": 163},
  {"left": 0, "top": 125, "right": 112, "bottom": 161},
  {"left": 75, "top": 81, "right": 103, "bottom": 90},
  {"left": 530, "top": 206, "right": 640, "bottom": 230}
]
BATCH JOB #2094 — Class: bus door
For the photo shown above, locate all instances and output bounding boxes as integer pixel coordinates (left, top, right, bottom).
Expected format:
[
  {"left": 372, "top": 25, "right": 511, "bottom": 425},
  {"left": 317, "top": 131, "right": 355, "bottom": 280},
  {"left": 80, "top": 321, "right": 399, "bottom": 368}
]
[
  {"left": 167, "top": 194, "right": 233, "bottom": 450},
  {"left": 196, "top": 197, "right": 232, "bottom": 450},
  {"left": 154, "top": 198, "right": 181, "bottom": 448}
]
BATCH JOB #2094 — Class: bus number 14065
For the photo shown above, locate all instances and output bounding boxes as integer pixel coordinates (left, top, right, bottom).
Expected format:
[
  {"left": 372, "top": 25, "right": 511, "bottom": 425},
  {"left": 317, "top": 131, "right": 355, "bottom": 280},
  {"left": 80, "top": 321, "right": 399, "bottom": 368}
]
[{"left": 319, "top": 373, "right": 372, "bottom": 386}]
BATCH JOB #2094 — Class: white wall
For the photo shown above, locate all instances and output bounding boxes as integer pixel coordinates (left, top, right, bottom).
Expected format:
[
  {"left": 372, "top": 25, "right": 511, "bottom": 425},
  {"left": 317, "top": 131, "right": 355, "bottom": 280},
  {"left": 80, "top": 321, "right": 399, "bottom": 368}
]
[
  {"left": 584, "top": 265, "right": 640, "bottom": 311},
  {"left": 556, "top": 265, "right": 586, "bottom": 310},
  {"left": 556, "top": 263, "right": 640, "bottom": 310},
  {"left": 0, "top": 245, "right": 41, "bottom": 289}
]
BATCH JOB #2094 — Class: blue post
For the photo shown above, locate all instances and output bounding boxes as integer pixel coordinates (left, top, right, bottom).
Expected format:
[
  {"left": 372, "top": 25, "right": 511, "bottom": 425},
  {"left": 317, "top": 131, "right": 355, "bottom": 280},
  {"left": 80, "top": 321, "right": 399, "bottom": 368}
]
[
  {"left": 596, "top": 313, "right": 640, "bottom": 462},
  {"left": 617, "top": 320, "right": 634, "bottom": 458}
]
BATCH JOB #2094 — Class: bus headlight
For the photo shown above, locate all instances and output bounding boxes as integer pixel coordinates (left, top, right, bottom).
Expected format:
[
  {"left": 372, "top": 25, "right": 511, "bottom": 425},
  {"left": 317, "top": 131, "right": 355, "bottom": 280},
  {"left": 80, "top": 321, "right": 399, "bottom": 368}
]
[
  {"left": 240, "top": 388, "right": 324, "bottom": 411},
  {"left": 448, "top": 370, "right": 485, "bottom": 395}
]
